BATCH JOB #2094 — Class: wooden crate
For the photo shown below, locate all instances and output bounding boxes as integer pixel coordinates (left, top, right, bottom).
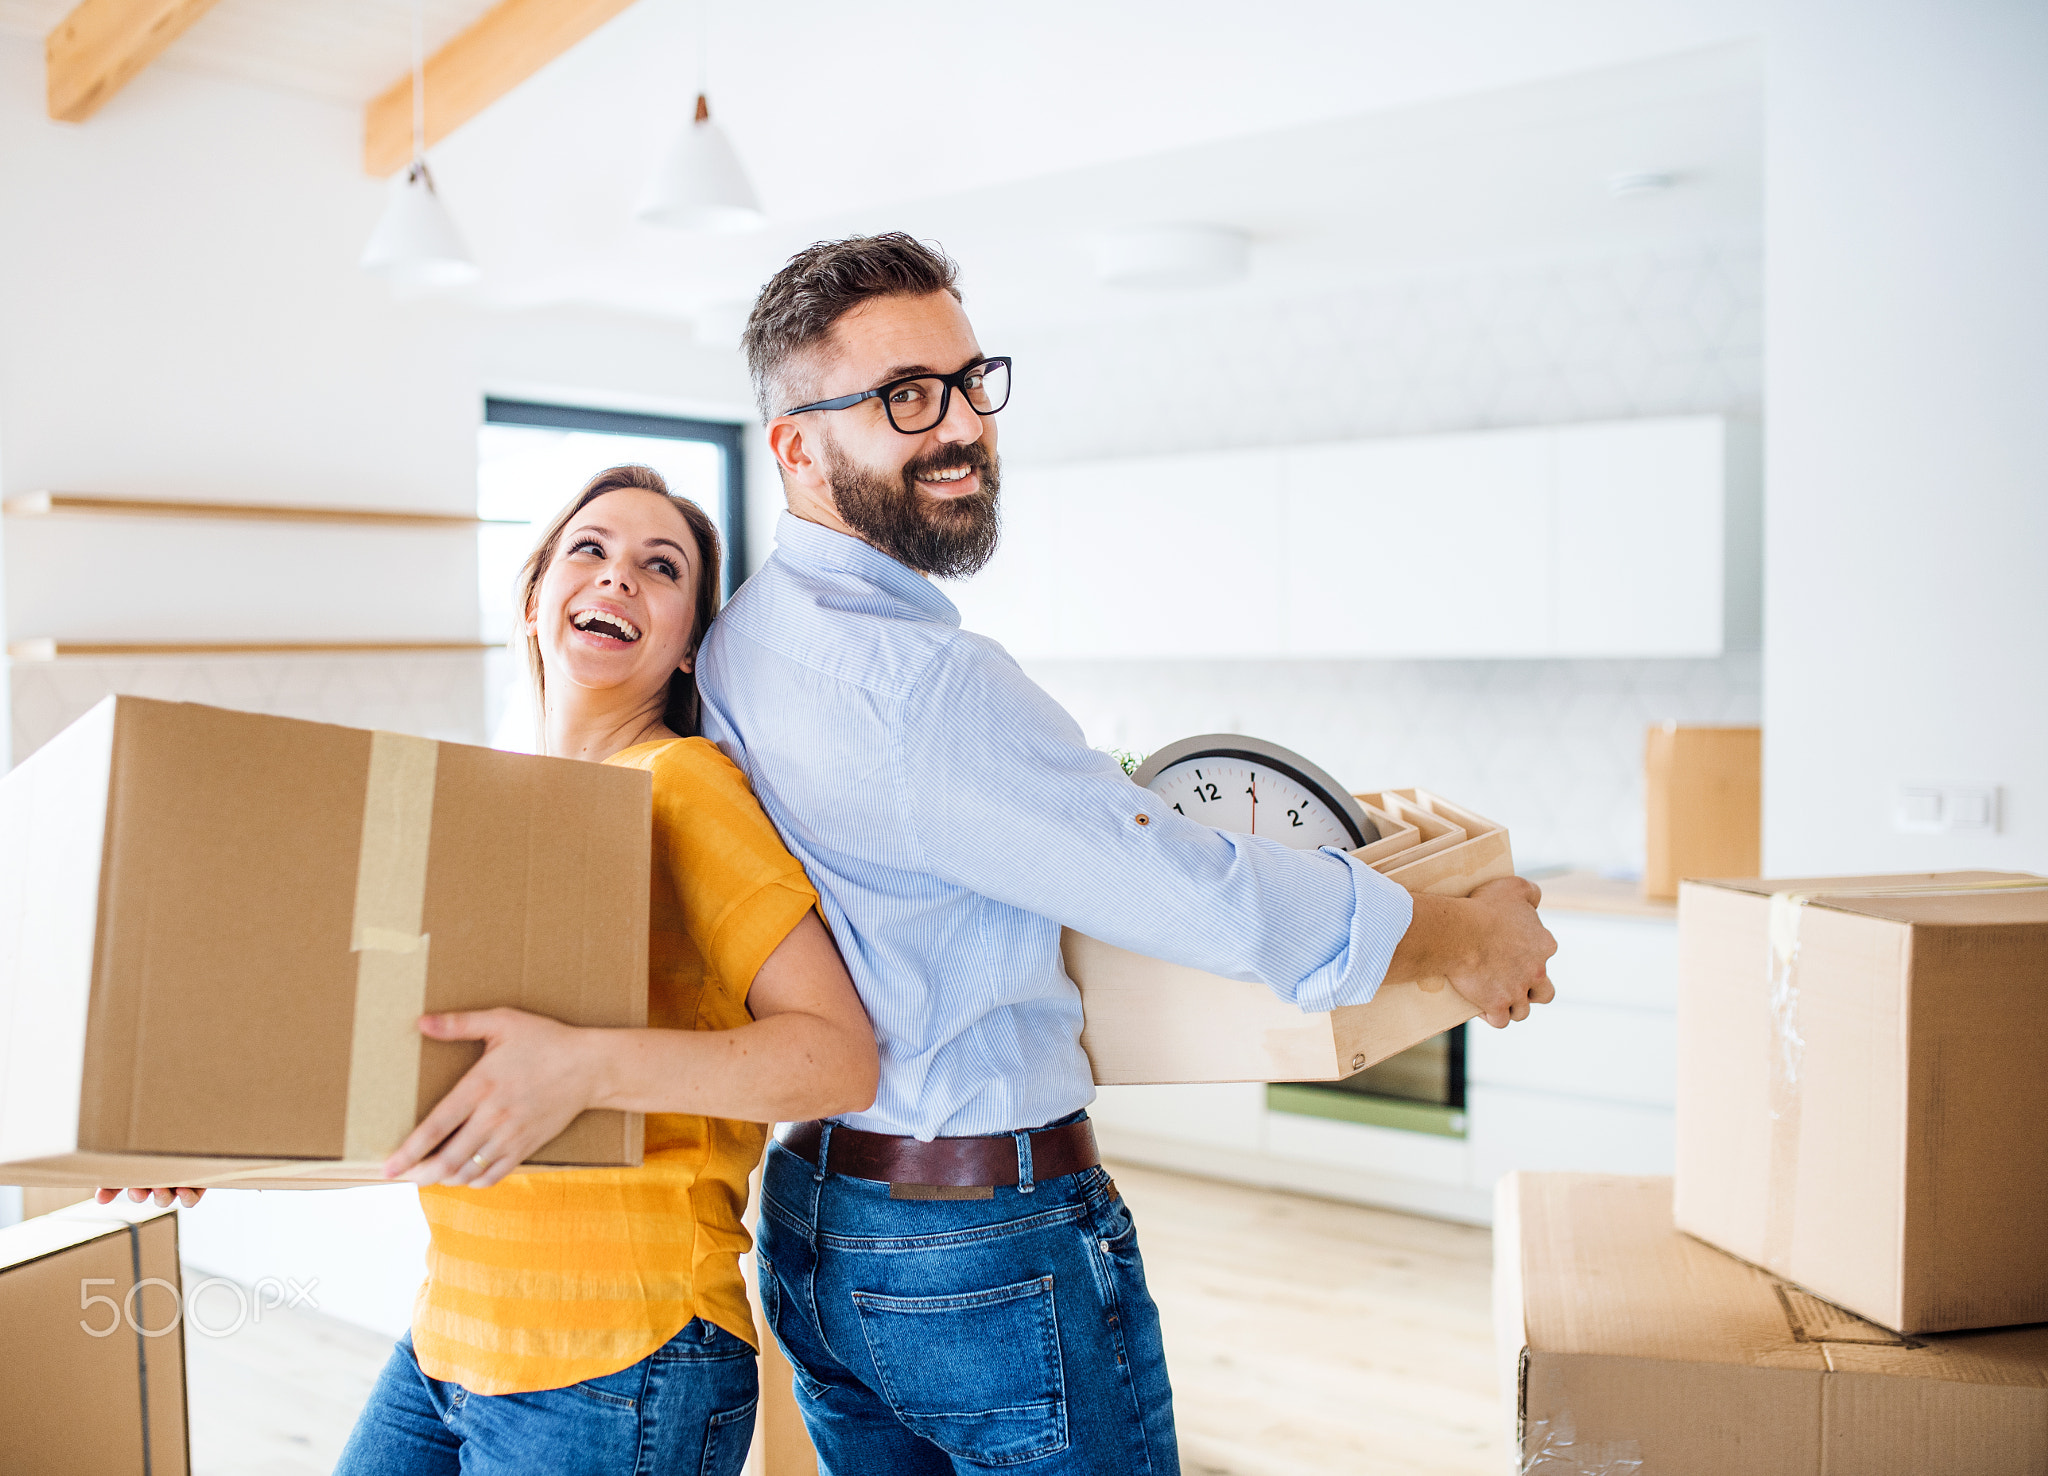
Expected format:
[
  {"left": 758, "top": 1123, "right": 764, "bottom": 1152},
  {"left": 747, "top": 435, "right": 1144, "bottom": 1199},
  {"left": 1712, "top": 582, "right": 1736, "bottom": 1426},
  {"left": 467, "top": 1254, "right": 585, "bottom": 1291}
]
[{"left": 1071, "top": 791, "right": 1513, "bottom": 1085}]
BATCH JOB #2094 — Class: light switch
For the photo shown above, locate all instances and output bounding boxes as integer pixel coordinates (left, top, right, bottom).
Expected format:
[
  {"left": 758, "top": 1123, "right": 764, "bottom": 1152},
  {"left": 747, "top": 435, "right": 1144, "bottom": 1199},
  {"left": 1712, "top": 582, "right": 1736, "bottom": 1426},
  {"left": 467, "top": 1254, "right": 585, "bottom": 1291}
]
[
  {"left": 1894, "top": 783, "right": 2002, "bottom": 834},
  {"left": 1895, "top": 788, "right": 1944, "bottom": 832},
  {"left": 1947, "top": 787, "right": 1999, "bottom": 832}
]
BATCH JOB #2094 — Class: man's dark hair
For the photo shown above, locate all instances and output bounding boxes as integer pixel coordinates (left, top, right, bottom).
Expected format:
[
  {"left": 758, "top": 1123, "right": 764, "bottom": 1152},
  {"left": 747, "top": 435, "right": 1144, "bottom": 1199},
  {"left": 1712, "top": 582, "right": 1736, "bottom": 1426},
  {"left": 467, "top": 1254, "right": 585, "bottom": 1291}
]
[{"left": 743, "top": 233, "right": 961, "bottom": 422}]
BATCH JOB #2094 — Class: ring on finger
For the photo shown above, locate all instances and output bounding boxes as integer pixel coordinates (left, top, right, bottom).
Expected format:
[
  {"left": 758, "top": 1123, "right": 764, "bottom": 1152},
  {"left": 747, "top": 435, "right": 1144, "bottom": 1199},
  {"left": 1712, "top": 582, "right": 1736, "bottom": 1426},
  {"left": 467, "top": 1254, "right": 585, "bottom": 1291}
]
[{"left": 470, "top": 1151, "right": 492, "bottom": 1173}]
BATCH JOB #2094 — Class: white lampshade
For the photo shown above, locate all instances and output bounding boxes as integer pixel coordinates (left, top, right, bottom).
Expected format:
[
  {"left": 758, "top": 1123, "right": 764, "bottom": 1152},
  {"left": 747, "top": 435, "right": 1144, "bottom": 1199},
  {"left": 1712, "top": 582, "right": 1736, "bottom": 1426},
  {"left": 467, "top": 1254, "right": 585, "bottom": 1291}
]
[
  {"left": 361, "top": 160, "right": 480, "bottom": 293},
  {"left": 1095, "top": 224, "right": 1250, "bottom": 289},
  {"left": 636, "top": 94, "right": 764, "bottom": 232}
]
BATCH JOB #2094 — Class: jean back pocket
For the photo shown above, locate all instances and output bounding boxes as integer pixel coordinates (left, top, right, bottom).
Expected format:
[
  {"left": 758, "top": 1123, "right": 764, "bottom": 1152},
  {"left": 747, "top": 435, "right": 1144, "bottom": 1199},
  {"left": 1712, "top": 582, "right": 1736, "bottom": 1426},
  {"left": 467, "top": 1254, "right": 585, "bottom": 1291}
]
[{"left": 851, "top": 1275, "right": 1068, "bottom": 1466}]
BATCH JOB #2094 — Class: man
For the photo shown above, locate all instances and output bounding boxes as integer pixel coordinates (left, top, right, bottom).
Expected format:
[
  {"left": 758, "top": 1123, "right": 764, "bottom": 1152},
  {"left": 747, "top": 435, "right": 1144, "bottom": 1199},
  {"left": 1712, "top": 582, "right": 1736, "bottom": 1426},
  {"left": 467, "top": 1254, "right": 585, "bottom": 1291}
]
[{"left": 698, "top": 233, "right": 1555, "bottom": 1475}]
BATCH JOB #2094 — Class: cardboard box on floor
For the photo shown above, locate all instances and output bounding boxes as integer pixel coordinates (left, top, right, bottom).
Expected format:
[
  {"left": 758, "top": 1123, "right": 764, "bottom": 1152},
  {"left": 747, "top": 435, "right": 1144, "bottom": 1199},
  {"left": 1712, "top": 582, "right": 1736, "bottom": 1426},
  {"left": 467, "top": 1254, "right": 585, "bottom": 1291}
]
[
  {"left": 1496, "top": 1172, "right": 2048, "bottom": 1476},
  {"left": 0, "top": 1203, "right": 188, "bottom": 1474},
  {"left": 1069, "top": 789, "right": 1511, "bottom": 1084},
  {"left": 1642, "top": 723, "right": 1760, "bottom": 899},
  {"left": 0, "top": 696, "right": 650, "bottom": 1191},
  {"left": 1674, "top": 871, "right": 2048, "bottom": 1334}
]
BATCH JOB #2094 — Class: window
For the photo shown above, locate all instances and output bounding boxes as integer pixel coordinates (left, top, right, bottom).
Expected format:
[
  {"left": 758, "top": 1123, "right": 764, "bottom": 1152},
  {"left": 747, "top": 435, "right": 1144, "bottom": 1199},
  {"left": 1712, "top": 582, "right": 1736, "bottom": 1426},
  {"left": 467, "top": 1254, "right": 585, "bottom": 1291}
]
[{"left": 478, "top": 398, "right": 748, "bottom": 749}]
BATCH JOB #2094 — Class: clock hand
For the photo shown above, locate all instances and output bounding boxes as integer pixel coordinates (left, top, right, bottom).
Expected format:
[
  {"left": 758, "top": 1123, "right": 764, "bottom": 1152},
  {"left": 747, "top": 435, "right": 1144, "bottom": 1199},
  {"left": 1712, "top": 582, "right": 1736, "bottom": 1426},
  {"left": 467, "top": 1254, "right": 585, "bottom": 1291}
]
[{"left": 1249, "top": 772, "right": 1257, "bottom": 836}]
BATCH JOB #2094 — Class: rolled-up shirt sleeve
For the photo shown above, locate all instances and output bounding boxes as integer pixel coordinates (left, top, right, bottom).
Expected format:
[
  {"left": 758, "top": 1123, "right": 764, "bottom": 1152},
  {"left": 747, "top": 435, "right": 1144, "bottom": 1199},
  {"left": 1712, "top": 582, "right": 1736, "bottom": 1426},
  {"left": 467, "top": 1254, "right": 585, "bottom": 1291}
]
[{"left": 893, "top": 631, "right": 1415, "bottom": 1011}]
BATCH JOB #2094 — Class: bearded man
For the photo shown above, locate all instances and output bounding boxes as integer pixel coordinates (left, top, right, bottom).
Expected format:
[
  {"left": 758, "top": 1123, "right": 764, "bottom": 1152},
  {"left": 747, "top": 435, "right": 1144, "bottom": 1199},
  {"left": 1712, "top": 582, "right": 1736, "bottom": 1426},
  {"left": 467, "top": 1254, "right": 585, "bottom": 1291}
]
[{"left": 695, "top": 234, "right": 1555, "bottom": 1475}]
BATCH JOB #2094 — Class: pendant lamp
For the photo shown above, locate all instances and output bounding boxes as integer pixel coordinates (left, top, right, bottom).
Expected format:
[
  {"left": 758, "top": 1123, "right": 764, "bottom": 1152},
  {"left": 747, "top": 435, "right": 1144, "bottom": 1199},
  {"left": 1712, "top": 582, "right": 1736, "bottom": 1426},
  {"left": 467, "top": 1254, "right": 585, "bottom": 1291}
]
[
  {"left": 361, "top": 0, "right": 479, "bottom": 292},
  {"left": 636, "top": 8, "right": 763, "bottom": 232},
  {"left": 637, "top": 92, "right": 764, "bottom": 232}
]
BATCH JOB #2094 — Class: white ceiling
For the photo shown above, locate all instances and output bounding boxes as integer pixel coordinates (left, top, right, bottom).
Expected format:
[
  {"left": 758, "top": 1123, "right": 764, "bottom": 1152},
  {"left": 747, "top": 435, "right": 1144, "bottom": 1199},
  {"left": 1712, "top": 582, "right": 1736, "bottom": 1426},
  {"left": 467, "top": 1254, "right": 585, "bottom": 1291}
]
[{"left": 1, "top": 0, "right": 1766, "bottom": 332}]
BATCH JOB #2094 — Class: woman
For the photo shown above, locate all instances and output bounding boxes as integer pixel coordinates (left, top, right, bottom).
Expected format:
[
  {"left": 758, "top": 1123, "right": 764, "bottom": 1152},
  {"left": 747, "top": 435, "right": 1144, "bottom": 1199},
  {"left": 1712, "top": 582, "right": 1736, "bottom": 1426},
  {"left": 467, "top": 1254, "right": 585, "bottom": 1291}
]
[{"left": 108, "top": 465, "right": 877, "bottom": 1474}]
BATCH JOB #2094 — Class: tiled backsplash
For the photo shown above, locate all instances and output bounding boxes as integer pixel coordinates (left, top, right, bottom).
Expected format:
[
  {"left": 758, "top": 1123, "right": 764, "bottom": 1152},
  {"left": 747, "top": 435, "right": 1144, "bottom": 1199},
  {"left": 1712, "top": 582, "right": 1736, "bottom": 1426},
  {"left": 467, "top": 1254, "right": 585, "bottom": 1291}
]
[
  {"left": 8, "top": 652, "right": 490, "bottom": 763},
  {"left": 1026, "top": 654, "right": 1763, "bottom": 875},
  {"left": 997, "top": 239, "right": 1763, "bottom": 465}
]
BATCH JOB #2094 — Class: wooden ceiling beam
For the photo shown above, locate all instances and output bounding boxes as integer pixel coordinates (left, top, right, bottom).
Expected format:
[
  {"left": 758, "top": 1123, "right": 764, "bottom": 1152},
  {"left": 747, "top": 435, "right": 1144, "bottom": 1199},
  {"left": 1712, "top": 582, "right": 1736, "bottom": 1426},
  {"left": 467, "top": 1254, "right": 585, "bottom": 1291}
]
[
  {"left": 363, "top": 0, "right": 642, "bottom": 177},
  {"left": 45, "top": 0, "right": 224, "bottom": 123}
]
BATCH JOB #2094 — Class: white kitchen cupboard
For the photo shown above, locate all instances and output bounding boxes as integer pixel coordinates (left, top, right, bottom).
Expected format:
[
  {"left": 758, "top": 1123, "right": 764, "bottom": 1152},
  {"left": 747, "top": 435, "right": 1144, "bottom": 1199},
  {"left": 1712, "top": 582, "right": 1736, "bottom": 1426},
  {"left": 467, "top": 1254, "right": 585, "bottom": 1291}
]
[
  {"left": 1284, "top": 427, "right": 1556, "bottom": 657},
  {"left": 1463, "top": 1001, "right": 1677, "bottom": 1108},
  {"left": 1552, "top": 417, "right": 1725, "bottom": 655},
  {"left": 953, "top": 448, "right": 1286, "bottom": 660},
  {"left": 951, "top": 414, "right": 1748, "bottom": 661}
]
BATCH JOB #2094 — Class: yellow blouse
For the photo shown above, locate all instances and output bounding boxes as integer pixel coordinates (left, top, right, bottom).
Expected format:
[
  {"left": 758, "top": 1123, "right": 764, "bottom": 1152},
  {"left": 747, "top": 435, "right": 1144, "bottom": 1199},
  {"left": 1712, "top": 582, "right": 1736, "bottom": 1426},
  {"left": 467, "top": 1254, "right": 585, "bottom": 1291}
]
[{"left": 410, "top": 737, "right": 819, "bottom": 1395}]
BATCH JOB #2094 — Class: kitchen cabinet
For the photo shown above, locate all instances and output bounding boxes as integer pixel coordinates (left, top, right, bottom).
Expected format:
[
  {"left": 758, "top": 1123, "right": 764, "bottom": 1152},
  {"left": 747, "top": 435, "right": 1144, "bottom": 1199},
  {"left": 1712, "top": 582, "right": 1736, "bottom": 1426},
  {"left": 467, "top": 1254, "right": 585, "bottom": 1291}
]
[
  {"left": 1553, "top": 417, "right": 1726, "bottom": 656},
  {"left": 1464, "top": 1000, "right": 1677, "bottom": 1108},
  {"left": 1284, "top": 427, "right": 1554, "bottom": 657},
  {"left": 953, "top": 414, "right": 1747, "bottom": 661}
]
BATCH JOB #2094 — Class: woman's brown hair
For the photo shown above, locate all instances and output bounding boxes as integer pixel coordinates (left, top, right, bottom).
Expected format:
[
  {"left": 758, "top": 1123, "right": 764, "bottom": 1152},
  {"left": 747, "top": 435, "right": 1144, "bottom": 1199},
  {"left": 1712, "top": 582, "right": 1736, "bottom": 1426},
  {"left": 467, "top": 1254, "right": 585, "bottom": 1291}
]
[{"left": 517, "top": 464, "right": 723, "bottom": 743}]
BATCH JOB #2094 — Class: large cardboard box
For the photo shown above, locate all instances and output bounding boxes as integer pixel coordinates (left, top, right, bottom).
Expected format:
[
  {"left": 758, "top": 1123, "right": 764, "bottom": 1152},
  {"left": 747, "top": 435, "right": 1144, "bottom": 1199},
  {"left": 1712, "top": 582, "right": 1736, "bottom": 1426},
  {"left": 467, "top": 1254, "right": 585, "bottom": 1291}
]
[
  {"left": 0, "top": 1203, "right": 189, "bottom": 1473},
  {"left": 1674, "top": 872, "right": 2048, "bottom": 1335},
  {"left": 1, "top": 696, "right": 651, "bottom": 1189},
  {"left": 1070, "top": 789, "right": 1511, "bottom": 1084},
  {"left": 1642, "top": 723, "right": 1760, "bottom": 899},
  {"left": 1497, "top": 1172, "right": 2048, "bottom": 1476}
]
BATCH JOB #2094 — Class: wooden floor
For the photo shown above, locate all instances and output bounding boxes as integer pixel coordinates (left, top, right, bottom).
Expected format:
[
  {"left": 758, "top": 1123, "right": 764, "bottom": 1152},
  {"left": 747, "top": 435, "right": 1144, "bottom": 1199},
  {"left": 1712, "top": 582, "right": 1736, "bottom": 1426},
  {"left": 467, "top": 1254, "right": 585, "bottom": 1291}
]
[
  {"left": 180, "top": 1161, "right": 1503, "bottom": 1475},
  {"left": 184, "top": 1279, "right": 392, "bottom": 1474},
  {"left": 1118, "top": 1163, "right": 1503, "bottom": 1476}
]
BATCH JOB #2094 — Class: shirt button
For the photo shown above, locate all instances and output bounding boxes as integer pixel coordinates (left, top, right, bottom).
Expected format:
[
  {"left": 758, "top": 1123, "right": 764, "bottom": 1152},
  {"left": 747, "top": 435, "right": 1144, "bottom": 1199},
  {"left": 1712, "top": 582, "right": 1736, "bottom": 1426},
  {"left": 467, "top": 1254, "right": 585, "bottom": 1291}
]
[{"left": 1134, "top": 813, "right": 1151, "bottom": 826}]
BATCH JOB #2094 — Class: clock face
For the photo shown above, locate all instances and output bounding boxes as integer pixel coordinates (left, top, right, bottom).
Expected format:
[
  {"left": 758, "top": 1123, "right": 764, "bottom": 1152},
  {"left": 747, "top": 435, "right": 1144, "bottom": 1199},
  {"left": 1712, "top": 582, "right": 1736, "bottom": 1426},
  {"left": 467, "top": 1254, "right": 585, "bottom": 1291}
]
[{"left": 1133, "top": 735, "right": 1376, "bottom": 851}]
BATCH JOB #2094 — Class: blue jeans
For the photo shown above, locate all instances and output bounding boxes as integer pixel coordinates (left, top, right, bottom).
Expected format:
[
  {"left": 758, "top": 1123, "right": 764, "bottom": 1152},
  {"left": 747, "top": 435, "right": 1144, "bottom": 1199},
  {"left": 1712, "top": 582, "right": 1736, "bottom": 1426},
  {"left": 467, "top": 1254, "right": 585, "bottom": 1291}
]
[
  {"left": 757, "top": 1125, "right": 1179, "bottom": 1474},
  {"left": 334, "top": 1319, "right": 758, "bottom": 1476}
]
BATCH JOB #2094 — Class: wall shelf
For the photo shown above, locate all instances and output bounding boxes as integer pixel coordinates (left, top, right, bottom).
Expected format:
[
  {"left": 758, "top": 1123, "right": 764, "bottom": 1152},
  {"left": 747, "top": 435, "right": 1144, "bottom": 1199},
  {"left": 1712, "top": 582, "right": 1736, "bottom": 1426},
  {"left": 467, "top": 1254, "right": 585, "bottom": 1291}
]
[
  {"left": 1, "top": 491, "right": 520, "bottom": 528},
  {"left": 7, "top": 641, "right": 502, "bottom": 661}
]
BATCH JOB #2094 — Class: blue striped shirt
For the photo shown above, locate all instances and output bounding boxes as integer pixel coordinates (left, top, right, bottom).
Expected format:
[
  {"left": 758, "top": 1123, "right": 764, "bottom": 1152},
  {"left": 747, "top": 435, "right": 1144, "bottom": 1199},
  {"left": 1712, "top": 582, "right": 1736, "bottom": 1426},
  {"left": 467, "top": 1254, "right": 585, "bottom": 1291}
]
[{"left": 697, "top": 513, "right": 1415, "bottom": 1139}]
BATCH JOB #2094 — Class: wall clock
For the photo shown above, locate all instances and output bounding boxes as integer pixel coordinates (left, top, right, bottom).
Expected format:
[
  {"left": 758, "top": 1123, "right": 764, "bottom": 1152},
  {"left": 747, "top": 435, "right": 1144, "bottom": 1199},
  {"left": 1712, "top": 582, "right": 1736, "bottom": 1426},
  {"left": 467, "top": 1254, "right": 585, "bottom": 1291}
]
[{"left": 1132, "top": 734, "right": 1378, "bottom": 850}]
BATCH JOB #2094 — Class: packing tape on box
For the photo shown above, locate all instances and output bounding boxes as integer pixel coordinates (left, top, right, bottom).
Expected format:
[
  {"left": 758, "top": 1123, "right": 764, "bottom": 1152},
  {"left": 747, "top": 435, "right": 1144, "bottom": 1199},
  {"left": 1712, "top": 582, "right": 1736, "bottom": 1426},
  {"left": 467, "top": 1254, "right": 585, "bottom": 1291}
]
[
  {"left": 1758, "top": 875, "right": 2048, "bottom": 1269},
  {"left": 1518, "top": 1421, "right": 1643, "bottom": 1475},
  {"left": 342, "top": 732, "right": 438, "bottom": 1162}
]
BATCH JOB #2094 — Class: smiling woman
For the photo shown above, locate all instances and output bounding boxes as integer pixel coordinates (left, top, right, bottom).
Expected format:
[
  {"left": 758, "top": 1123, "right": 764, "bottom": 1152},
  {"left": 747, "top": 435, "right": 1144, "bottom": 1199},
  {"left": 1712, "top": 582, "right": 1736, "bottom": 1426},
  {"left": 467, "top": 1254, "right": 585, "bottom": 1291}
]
[
  {"left": 477, "top": 400, "right": 746, "bottom": 750},
  {"left": 517, "top": 464, "right": 722, "bottom": 745},
  {"left": 300, "top": 465, "right": 881, "bottom": 1474}
]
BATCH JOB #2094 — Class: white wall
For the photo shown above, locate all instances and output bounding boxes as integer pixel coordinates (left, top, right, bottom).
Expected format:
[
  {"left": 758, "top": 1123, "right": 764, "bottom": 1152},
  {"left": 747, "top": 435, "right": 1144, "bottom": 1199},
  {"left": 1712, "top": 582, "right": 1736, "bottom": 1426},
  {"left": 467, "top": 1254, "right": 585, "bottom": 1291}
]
[{"left": 1763, "top": 0, "right": 2048, "bottom": 874}]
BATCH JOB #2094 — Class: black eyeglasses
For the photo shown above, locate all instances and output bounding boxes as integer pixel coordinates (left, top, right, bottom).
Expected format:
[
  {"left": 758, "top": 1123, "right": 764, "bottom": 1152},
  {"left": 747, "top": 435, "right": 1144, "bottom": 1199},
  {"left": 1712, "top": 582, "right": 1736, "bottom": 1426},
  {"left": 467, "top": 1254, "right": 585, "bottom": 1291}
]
[{"left": 782, "top": 357, "right": 1011, "bottom": 434}]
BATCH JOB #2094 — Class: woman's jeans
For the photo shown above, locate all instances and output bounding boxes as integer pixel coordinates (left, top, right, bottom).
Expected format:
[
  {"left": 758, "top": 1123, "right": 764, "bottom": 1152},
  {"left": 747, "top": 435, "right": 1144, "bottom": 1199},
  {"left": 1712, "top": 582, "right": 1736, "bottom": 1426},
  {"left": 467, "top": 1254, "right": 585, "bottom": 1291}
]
[
  {"left": 333, "top": 1318, "right": 758, "bottom": 1476},
  {"left": 757, "top": 1132, "right": 1179, "bottom": 1474}
]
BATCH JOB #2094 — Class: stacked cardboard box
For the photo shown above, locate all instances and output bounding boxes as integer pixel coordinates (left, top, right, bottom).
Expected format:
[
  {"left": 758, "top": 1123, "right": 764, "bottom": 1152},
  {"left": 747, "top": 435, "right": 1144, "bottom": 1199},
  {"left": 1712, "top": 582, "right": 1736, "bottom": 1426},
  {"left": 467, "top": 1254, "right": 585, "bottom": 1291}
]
[
  {"left": 1675, "top": 872, "right": 2048, "bottom": 1334},
  {"left": 1497, "top": 1173, "right": 2048, "bottom": 1476},
  {"left": 1497, "top": 870, "right": 2048, "bottom": 1471},
  {"left": 0, "top": 1203, "right": 189, "bottom": 1473},
  {"left": 1069, "top": 788, "right": 1511, "bottom": 1085},
  {"left": 1641, "top": 724, "right": 1760, "bottom": 899},
  {"left": 0, "top": 696, "right": 653, "bottom": 1190}
]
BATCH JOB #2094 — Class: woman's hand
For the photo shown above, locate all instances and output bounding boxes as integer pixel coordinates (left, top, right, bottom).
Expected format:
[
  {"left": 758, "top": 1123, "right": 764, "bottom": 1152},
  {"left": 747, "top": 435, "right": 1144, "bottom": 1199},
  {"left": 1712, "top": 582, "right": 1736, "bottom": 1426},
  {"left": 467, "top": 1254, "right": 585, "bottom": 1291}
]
[
  {"left": 94, "top": 1187, "right": 204, "bottom": 1208},
  {"left": 383, "top": 1008, "right": 603, "bottom": 1189}
]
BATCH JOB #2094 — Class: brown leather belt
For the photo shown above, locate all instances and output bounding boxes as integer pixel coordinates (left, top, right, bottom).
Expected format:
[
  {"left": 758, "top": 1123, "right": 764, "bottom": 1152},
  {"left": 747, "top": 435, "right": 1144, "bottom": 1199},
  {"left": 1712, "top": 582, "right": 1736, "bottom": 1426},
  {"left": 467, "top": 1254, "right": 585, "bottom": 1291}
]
[{"left": 778, "top": 1117, "right": 1100, "bottom": 1200}]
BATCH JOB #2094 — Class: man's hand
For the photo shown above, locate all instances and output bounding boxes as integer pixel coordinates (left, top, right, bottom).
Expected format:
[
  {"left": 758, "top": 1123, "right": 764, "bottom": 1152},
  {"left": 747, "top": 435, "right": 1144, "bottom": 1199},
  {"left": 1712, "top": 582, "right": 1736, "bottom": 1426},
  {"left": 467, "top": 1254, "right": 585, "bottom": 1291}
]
[
  {"left": 1386, "top": 876, "right": 1558, "bottom": 1028},
  {"left": 383, "top": 1008, "right": 602, "bottom": 1189}
]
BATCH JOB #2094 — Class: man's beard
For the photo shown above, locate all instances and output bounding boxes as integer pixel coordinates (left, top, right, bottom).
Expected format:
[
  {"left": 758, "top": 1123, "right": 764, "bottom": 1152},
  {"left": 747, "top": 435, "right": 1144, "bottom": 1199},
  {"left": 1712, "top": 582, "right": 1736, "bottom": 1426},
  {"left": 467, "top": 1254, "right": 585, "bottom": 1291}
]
[{"left": 824, "top": 434, "right": 1001, "bottom": 579}]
